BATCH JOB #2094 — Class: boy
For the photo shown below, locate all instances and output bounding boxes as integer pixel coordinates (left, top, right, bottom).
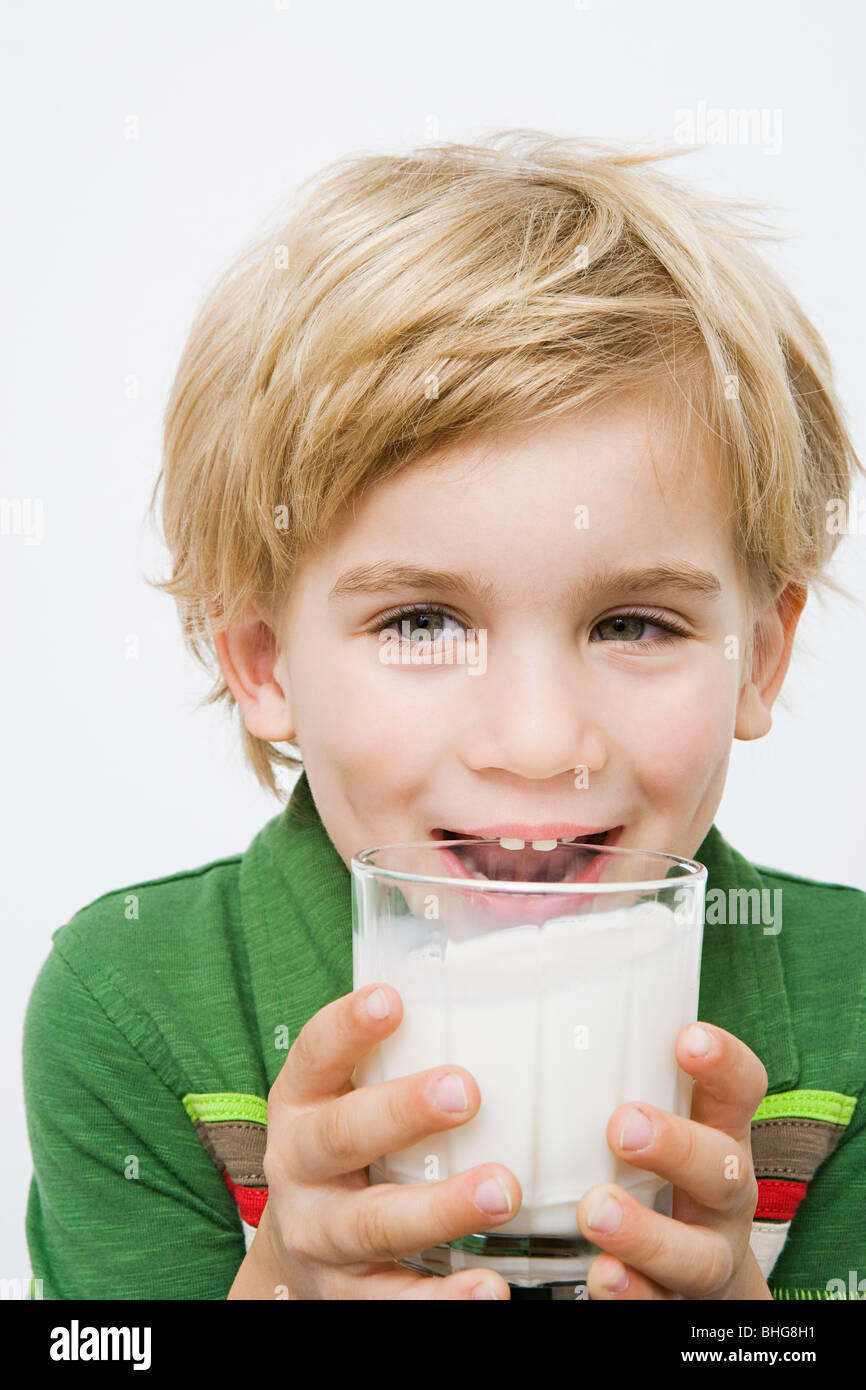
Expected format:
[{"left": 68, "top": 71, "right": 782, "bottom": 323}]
[{"left": 23, "top": 131, "right": 866, "bottom": 1300}]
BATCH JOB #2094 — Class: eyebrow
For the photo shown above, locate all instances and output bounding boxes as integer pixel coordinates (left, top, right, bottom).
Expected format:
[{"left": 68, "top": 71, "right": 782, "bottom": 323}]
[{"left": 328, "top": 560, "right": 723, "bottom": 605}]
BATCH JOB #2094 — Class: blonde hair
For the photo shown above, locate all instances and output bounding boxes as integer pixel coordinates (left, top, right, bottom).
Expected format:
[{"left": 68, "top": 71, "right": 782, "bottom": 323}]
[{"left": 147, "top": 129, "right": 864, "bottom": 800}]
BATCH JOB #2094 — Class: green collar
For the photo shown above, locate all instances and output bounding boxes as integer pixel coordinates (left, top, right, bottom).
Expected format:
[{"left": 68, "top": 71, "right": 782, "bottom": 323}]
[{"left": 240, "top": 771, "right": 798, "bottom": 1096}]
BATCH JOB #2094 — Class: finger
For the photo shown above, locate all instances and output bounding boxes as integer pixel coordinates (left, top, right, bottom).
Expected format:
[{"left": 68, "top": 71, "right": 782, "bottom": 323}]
[
  {"left": 403, "top": 1269, "right": 512, "bottom": 1301},
  {"left": 576, "top": 1183, "right": 735, "bottom": 1297},
  {"left": 324, "top": 1264, "right": 512, "bottom": 1300},
  {"left": 587, "top": 1254, "right": 674, "bottom": 1301},
  {"left": 286, "top": 1063, "right": 484, "bottom": 1183},
  {"left": 601, "top": 1102, "right": 757, "bottom": 1215},
  {"left": 314, "top": 1165, "right": 523, "bottom": 1264},
  {"left": 675, "top": 1022, "right": 768, "bottom": 1144},
  {"left": 273, "top": 983, "right": 405, "bottom": 1107}
]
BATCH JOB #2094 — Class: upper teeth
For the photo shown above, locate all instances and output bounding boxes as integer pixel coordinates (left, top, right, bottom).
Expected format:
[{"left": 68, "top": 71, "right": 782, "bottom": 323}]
[{"left": 498, "top": 837, "right": 559, "bottom": 851}]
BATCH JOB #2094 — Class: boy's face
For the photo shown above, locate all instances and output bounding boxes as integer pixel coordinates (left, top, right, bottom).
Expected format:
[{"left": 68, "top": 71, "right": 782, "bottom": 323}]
[{"left": 222, "top": 392, "right": 802, "bottom": 868}]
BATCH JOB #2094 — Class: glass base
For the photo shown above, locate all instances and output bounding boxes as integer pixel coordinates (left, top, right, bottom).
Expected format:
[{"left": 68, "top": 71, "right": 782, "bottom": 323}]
[
  {"left": 398, "top": 1233, "right": 599, "bottom": 1290},
  {"left": 397, "top": 1181, "right": 673, "bottom": 1290}
]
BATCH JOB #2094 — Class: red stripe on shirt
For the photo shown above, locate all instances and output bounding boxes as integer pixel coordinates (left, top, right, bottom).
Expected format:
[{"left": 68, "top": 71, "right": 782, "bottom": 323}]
[
  {"left": 755, "top": 1178, "right": 807, "bottom": 1222},
  {"left": 223, "top": 1172, "right": 269, "bottom": 1227}
]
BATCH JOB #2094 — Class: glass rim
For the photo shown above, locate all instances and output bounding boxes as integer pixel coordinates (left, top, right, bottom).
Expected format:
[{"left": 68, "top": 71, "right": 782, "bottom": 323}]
[{"left": 351, "top": 837, "right": 707, "bottom": 894}]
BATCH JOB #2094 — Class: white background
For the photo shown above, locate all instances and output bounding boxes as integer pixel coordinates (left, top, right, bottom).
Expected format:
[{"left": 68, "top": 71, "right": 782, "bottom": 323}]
[{"left": 2, "top": 0, "right": 864, "bottom": 1280}]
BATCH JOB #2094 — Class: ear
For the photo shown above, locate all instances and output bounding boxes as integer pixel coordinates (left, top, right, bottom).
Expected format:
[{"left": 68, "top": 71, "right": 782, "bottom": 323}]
[
  {"left": 734, "top": 582, "right": 808, "bottom": 741},
  {"left": 209, "top": 599, "right": 295, "bottom": 742}
]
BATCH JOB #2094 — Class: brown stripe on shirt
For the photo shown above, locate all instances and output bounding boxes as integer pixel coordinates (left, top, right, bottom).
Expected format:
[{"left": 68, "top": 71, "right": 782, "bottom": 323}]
[
  {"left": 193, "top": 1119, "right": 267, "bottom": 1187},
  {"left": 750, "top": 1117, "right": 846, "bottom": 1182}
]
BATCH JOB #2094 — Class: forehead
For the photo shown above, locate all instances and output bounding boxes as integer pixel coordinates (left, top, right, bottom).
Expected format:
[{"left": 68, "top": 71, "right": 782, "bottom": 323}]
[
  {"left": 296, "top": 391, "right": 738, "bottom": 606},
  {"left": 414, "top": 392, "right": 724, "bottom": 505}
]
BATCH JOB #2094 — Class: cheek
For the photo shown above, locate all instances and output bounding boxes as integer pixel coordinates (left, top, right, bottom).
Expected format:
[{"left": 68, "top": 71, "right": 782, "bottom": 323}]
[
  {"left": 616, "top": 659, "right": 737, "bottom": 793},
  {"left": 297, "top": 645, "right": 439, "bottom": 785}
]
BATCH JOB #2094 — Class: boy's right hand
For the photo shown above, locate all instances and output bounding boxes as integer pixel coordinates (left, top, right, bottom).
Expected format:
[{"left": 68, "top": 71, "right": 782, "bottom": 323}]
[{"left": 255, "top": 982, "right": 521, "bottom": 1299}]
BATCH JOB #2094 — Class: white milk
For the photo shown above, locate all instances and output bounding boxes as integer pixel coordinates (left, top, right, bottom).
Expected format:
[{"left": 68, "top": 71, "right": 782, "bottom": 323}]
[{"left": 353, "top": 900, "right": 701, "bottom": 1236}]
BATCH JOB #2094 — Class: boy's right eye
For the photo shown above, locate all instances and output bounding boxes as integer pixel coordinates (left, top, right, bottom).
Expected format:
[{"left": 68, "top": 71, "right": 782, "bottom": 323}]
[{"left": 370, "top": 605, "right": 470, "bottom": 641}]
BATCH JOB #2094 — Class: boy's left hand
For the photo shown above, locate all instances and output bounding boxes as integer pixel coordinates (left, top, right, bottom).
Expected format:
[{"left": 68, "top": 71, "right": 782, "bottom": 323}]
[{"left": 578, "top": 1022, "right": 774, "bottom": 1299}]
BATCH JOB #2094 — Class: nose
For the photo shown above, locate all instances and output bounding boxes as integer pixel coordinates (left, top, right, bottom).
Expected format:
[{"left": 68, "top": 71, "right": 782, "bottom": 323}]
[{"left": 460, "top": 642, "right": 607, "bottom": 782}]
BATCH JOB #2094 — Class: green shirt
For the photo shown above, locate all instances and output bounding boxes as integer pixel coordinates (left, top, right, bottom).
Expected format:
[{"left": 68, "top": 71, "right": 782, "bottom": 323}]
[{"left": 22, "top": 771, "right": 866, "bottom": 1299}]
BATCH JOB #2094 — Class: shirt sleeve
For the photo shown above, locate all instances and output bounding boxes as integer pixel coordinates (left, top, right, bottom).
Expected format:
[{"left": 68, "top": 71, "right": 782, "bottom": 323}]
[
  {"left": 22, "top": 942, "right": 247, "bottom": 1300},
  {"left": 766, "top": 1100, "right": 866, "bottom": 1299}
]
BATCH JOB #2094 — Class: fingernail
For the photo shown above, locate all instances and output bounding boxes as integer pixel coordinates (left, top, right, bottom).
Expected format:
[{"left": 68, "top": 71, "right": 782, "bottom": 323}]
[
  {"left": 435, "top": 1071, "right": 468, "bottom": 1112},
  {"left": 601, "top": 1261, "right": 629, "bottom": 1293},
  {"left": 685, "top": 1024, "right": 712, "bottom": 1056},
  {"left": 471, "top": 1281, "right": 500, "bottom": 1299},
  {"left": 474, "top": 1177, "right": 513, "bottom": 1215},
  {"left": 619, "top": 1107, "right": 653, "bottom": 1151},
  {"left": 365, "top": 988, "right": 389, "bottom": 1019},
  {"left": 587, "top": 1191, "right": 622, "bottom": 1233}
]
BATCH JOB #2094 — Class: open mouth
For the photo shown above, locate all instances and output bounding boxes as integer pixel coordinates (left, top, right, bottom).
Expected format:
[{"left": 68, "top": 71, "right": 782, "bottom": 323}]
[{"left": 430, "top": 827, "right": 624, "bottom": 883}]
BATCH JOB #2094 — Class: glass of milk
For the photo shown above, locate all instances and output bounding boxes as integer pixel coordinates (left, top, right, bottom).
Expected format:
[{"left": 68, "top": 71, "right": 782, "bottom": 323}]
[{"left": 351, "top": 834, "right": 706, "bottom": 1291}]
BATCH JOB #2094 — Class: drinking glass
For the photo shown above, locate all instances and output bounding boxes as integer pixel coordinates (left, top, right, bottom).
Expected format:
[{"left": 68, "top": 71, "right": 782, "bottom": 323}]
[{"left": 351, "top": 834, "right": 706, "bottom": 1292}]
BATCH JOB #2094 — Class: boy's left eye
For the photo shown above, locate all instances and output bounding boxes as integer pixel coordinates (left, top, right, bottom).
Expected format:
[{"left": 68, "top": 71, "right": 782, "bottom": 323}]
[{"left": 590, "top": 610, "right": 689, "bottom": 646}]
